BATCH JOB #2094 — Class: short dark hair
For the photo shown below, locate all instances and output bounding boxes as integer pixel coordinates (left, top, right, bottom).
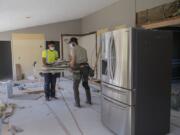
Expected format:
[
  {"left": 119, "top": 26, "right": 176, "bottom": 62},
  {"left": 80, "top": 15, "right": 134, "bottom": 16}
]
[
  {"left": 48, "top": 41, "right": 55, "bottom": 45},
  {"left": 69, "top": 37, "right": 78, "bottom": 45}
]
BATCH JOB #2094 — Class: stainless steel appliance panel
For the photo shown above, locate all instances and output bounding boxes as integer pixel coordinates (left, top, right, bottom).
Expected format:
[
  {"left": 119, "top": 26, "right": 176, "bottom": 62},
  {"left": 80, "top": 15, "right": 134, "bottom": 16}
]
[
  {"left": 101, "top": 32, "right": 112, "bottom": 83},
  {"left": 102, "top": 83, "right": 135, "bottom": 105},
  {"left": 101, "top": 96, "right": 110, "bottom": 128},
  {"left": 101, "top": 28, "right": 133, "bottom": 89},
  {"left": 109, "top": 28, "right": 132, "bottom": 89},
  {"left": 101, "top": 28, "right": 172, "bottom": 135},
  {"left": 102, "top": 96, "right": 134, "bottom": 135}
]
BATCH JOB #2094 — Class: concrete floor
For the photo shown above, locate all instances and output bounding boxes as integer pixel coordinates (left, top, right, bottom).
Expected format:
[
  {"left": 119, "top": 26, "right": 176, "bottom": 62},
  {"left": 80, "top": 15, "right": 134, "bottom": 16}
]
[
  {"left": 5, "top": 78, "right": 113, "bottom": 135},
  {"left": 1, "top": 78, "right": 180, "bottom": 135}
]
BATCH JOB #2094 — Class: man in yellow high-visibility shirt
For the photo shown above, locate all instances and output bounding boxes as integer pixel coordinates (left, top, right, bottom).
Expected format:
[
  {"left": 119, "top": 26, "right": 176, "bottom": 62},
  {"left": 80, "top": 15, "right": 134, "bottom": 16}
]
[{"left": 42, "top": 41, "right": 59, "bottom": 101}]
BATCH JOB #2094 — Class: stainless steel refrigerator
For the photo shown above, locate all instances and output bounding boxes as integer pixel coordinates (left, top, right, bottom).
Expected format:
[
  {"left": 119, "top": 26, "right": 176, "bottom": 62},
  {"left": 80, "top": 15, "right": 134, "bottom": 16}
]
[{"left": 101, "top": 28, "right": 172, "bottom": 135}]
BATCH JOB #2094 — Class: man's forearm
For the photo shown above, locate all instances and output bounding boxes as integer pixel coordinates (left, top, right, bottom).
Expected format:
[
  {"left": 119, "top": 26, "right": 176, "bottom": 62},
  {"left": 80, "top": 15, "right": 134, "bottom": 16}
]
[{"left": 69, "top": 57, "right": 75, "bottom": 68}]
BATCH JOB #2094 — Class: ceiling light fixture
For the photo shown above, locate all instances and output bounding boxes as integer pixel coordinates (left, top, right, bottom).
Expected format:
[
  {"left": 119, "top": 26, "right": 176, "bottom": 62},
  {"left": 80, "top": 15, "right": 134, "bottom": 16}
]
[{"left": 26, "top": 17, "right": 31, "bottom": 19}]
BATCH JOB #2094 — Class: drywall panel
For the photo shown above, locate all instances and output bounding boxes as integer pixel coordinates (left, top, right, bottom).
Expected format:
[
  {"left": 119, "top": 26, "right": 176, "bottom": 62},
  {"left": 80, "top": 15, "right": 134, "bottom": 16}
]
[
  {"left": 0, "top": 19, "right": 81, "bottom": 41},
  {"left": 81, "top": 0, "right": 135, "bottom": 33},
  {"left": 12, "top": 34, "right": 45, "bottom": 80},
  {"left": 136, "top": 0, "right": 175, "bottom": 12}
]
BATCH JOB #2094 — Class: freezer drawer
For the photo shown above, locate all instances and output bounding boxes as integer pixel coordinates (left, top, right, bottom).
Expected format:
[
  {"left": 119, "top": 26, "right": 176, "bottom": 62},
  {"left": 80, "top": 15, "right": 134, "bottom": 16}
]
[
  {"left": 102, "top": 83, "right": 136, "bottom": 105},
  {"left": 102, "top": 96, "right": 134, "bottom": 135},
  {"left": 101, "top": 96, "right": 111, "bottom": 128}
]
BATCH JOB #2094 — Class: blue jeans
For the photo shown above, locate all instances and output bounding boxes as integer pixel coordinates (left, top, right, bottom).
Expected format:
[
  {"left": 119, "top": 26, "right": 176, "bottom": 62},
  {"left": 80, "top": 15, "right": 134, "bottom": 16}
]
[{"left": 44, "top": 73, "right": 57, "bottom": 99}]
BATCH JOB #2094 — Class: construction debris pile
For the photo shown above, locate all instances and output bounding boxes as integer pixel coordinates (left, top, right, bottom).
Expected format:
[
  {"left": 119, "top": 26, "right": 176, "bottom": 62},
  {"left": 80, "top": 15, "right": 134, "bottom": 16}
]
[
  {"left": 0, "top": 101, "right": 23, "bottom": 135},
  {"left": 0, "top": 80, "right": 45, "bottom": 134},
  {"left": 0, "top": 101, "right": 16, "bottom": 122}
]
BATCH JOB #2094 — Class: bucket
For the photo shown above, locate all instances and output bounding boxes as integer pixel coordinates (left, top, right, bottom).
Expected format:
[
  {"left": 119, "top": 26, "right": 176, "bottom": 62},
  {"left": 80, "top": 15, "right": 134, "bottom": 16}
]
[
  {"left": 0, "top": 80, "right": 13, "bottom": 98},
  {"left": 6, "top": 81, "right": 13, "bottom": 98}
]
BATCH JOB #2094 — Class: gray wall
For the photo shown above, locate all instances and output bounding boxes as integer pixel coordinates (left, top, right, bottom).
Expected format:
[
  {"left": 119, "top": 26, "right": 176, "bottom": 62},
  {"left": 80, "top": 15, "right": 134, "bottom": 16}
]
[
  {"left": 81, "top": 0, "right": 136, "bottom": 33},
  {"left": 0, "top": 19, "right": 81, "bottom": 41},
  {"left": 81, "top": 0, "right": 176, "bottom": 33}
]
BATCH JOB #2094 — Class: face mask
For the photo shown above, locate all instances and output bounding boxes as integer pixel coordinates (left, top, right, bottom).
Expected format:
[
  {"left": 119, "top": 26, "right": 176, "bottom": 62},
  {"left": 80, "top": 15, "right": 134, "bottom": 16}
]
[
  {"left": 69, "top": 43, "right": 74, "bottom": 48},
  {"left": 49, "top": 47, "right": 55, "bottom": 50}
]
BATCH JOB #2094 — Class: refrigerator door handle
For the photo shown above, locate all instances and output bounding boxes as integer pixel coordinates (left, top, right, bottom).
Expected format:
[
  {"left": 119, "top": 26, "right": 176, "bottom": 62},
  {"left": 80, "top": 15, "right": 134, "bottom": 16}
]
[
  {"left": 124, "top": 30, "right": 132, "bottom": 89},
  {"left": 103, "top": 96, "right": 128, "bottom": 109},
  {"left": 109, "top": 33, "right": 113, "bottom": 81},
  {"left": 102, "top": 83, "right": 127, "bottom": 94},
  {"left": 127, "top": 30, "right": 132, "bottom": 89}
]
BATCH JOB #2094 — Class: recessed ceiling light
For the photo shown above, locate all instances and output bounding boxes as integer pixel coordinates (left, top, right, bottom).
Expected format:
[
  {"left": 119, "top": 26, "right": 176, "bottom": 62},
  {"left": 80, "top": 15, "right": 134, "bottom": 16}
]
[{"left": 26, "top": 17, "right": 31, "bottom": 19}]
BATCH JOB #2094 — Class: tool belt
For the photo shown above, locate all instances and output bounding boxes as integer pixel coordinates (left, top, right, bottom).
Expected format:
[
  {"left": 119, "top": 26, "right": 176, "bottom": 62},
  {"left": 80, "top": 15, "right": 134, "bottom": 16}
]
[
  {"left": 73, "top": 63, "right": 94, "bottom": 77},
  {"left": 80, "top": 63, "right": 89, "bottom": 67},
  {"left": 72, "top": 63, "right": 88, "bottom": 73}
]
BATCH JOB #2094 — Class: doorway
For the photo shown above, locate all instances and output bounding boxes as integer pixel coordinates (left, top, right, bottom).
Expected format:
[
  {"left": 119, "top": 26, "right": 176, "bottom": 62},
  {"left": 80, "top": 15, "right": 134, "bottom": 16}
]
[{"left": 0, "top": 41, "right": 13, "bottom": 80}]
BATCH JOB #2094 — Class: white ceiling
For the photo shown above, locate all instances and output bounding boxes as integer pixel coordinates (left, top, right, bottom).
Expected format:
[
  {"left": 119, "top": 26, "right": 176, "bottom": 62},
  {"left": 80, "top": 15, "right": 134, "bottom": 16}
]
[{"left": 0, "top": 0, "right": 119, "bottom": 32}]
